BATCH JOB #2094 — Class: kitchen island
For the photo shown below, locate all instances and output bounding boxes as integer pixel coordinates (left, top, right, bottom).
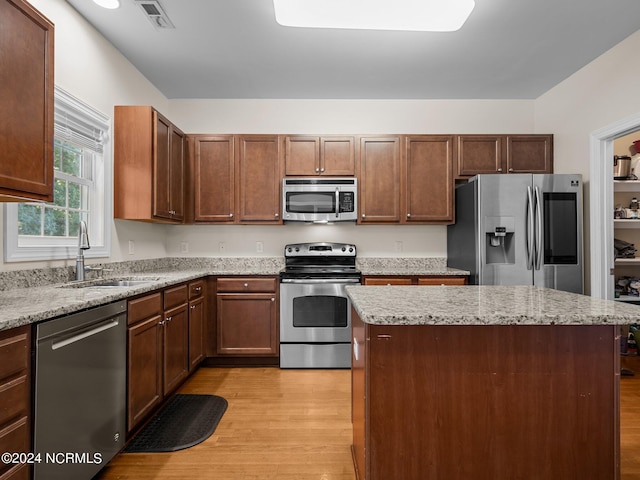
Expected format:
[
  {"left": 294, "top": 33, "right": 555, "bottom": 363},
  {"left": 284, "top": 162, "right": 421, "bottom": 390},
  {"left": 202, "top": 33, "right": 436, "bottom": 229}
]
[{"left": 346, "top": 285, "right": 640, "bottom": 480}]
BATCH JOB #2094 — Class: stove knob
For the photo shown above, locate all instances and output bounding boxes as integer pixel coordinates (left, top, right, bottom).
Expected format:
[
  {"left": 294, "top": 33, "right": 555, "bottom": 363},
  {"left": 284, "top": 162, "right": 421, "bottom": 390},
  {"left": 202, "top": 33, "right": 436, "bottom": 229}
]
[
  {"left": 287, "top": 247, "right": 292, "bottom": 253},
  {"left": 295, "top": 247, "right": 300, "bottom": 252},
  {"left": 349, "top": 247, "right": 354, "bottom": 253},
  {"left": 341, "top": 247, "right": 346, "bottom": 252}
]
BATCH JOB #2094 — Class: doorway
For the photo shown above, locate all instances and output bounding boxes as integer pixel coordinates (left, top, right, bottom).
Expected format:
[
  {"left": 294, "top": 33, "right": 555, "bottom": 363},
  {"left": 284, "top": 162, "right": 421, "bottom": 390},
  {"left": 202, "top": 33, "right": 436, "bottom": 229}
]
[{"left": 590, "top": 112, "right": 640, "bottom": 299}]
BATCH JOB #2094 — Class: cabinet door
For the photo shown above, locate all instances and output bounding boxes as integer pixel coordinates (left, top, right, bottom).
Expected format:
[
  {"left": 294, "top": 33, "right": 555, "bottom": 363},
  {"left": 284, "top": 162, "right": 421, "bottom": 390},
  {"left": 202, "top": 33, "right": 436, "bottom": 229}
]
[
  {"left": 506, "top": 135, "right": 553, "bottom": 174},
  {"left": 285, "top": 136, "right": 319, "bottom": 176},
  {"left": 163, "top": 304, "right": 189, "bottom": 394},
  {"left": 0, "top": 0, "right": 54, "bottom": 202},
  {"left": 192, "top": 135, "right": 235, "bottom": 222},
  {"left": 457, "top": 135, "right": 503, "bottom": 176},
  {"left": 153, "top": 111, "right": 172, "bottom": 220},
  {"left": 404, "top": 135, "right": 454, "bottom": 223},
  {"left": 169, "top": 126, "right": 185, "bottom": 221},
  {"left": 127, "top": 315, "right": 163, "bottom": 431},
  {"left": 188, "top": 297, "right": 205, "bottom": 371},
  {"left": 359, "top": 136, "right": 401, "bottom": 223},
  {"left": 236, "top": 135, "right": 283, "bottom": 223},
  {"left": 216, "top": 294, "right": 278, "bottom": 356},
  {"left": 321, "top": 136, "right": 355, "bottom": 175}
]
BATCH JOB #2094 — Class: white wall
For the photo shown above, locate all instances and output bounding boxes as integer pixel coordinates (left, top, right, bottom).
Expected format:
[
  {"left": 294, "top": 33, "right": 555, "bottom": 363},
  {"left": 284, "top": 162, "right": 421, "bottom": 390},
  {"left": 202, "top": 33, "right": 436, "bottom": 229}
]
[{"left": 535, "top": 30, "right": 640, "bottom": 293}]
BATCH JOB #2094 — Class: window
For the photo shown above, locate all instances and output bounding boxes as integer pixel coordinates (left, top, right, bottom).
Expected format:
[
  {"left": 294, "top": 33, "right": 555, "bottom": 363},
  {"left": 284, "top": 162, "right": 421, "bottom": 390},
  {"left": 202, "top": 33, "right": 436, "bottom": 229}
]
[{"left": 4, "top": 87, "right": 111, "bottom": 261}]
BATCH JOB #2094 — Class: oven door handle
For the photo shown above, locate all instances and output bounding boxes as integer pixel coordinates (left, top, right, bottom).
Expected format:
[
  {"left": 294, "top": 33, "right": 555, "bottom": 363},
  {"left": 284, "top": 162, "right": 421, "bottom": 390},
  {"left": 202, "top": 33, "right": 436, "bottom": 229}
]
[{"left": 281, "top": 278, "right": 361, "bottom": 284}]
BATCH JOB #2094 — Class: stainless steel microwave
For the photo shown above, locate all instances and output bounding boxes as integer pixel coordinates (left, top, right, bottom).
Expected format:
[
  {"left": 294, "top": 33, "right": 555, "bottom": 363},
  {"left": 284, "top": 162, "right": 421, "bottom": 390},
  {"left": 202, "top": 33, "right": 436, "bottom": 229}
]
[{"left": 282, "top": 178, "right": 358, "bottom": 223}]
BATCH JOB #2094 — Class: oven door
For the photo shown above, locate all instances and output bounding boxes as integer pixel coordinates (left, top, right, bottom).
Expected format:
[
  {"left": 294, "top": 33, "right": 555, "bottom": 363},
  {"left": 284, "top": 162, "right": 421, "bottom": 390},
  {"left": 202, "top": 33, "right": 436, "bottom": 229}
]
[{"left": 280, "top": 278, "right": 360, "bottom": 343}]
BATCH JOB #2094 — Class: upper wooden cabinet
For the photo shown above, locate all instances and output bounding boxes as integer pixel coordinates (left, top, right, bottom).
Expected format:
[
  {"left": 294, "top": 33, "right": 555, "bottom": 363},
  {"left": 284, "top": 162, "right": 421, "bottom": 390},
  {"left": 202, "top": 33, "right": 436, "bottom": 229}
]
[
  {"left": 404, "top": 135, "right": 454, "bottom": 223},
  {"left": 359, "top": 135, "right": 454, "bottom": 224},
  {"left": 188, "top": 135, "right": 235, "bottom": 223},
  {"left": 284, "top": 136, "right": 355, "bottom": 176},
  {"left": 457, "top": 134, "right": 553, "bottom": 177},
  {"left": 236, "top": 135, "right": 283, "bottom": 224},
  {"left": 358, "top": 136, "right": 402, "bottom": 223},
  {"left": 0, "top": 0, "right": 54, "bottom": 202},
  {"left": 114, "top": 106, "right": 185, "bottom": 223}
]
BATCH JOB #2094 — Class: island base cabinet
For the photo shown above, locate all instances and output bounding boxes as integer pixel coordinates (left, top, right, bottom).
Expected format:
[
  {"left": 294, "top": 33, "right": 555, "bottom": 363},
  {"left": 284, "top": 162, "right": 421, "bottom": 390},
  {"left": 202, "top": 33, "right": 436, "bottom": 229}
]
[{"left": 352, "top": 311, "right": 619, "bottom": 480}]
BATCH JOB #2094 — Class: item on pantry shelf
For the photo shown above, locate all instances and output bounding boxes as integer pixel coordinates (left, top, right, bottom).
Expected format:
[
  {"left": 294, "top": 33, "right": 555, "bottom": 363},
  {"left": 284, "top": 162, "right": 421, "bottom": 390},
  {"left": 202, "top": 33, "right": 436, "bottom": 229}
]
[
  {"left": 631, "top": 198, "right": 639, "bottom": 210},
  {"left": 614, "top": 239, "right": 637, "bottom": 259}
]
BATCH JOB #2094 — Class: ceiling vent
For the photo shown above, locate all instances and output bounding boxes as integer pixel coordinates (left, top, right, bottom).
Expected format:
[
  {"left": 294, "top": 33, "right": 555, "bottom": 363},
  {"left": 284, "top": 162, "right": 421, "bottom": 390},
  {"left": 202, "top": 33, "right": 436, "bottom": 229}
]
[{"left": 134, "top": 0, "right": 175, "bottom": 29}]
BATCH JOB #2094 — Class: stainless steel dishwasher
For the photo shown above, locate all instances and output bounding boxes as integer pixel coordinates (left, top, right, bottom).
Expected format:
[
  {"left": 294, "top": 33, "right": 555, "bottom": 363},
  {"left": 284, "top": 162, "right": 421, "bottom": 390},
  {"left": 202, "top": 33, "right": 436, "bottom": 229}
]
[{"left": 33, "top": 300, "right": 126, "bottom": 480}]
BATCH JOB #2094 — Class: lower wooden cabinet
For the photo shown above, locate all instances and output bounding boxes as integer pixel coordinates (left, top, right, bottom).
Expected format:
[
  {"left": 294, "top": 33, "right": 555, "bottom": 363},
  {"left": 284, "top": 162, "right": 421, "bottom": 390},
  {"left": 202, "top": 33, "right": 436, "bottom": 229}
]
[
  {"left": 0, "top": 326, "right": 31, "bottom": 480},
  {"left": 216, "top": 277, "right": 278, "bottom": 356},
  {"left": 188, "top": 280, "right": 205, "bottom": 371},
  {"left": 363, "top": 275, "right": 468, "bottom": 286},
  {"left": 127, "top": 282, "right": 195, "bottom": 433}
]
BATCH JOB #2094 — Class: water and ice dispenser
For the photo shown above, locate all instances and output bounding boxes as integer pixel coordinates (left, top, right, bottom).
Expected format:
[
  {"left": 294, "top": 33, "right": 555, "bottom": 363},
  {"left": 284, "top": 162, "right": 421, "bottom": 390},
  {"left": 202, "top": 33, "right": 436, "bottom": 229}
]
[{"left": 485, "top": 217, "right": 515, "bottom": 264}]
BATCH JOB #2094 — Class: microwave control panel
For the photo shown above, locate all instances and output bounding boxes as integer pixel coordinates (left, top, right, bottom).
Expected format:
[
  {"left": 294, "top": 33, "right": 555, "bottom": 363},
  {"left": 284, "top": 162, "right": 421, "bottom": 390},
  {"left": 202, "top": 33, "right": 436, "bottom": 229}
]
[{"left": 339, "top": 192, "right": 355, "bottom": 212}]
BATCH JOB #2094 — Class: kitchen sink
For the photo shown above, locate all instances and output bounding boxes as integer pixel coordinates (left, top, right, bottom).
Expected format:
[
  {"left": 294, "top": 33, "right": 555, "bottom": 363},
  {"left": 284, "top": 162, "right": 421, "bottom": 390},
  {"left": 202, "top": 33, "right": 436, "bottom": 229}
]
[{"left": 60, "top": 277, "right": 162, "bottom": 289}]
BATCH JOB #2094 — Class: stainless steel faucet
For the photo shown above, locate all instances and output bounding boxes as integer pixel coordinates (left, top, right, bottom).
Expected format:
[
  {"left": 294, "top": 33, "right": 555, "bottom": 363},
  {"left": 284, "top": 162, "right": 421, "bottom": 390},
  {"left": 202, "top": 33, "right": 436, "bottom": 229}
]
[{"left": 75, "top": 220, "right": 90, "bottom": 281}]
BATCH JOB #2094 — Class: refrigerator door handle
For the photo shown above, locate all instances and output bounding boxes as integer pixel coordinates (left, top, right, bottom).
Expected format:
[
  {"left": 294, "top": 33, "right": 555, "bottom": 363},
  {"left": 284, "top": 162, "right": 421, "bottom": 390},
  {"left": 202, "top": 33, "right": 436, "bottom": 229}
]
[
  {"left": 535, "top": 186, "right": 543, "bottom": 270},
  {"left": 526, "top": 186, "right": 535, "bottom": 270}
]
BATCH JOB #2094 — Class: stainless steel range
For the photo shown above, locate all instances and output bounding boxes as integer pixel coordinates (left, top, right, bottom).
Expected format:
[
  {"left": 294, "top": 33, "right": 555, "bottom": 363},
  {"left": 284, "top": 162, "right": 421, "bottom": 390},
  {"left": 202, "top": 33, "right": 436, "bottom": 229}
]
[{"left": 279, "top": 242, "right": 361, "bottom": 369}]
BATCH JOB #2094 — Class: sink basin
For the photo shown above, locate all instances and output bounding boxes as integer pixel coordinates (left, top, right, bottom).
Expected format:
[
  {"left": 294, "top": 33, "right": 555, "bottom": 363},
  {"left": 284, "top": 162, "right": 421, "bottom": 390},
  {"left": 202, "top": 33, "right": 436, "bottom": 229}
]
[{"left": 60, "top": 277, "right": 162, "bottom": 289}]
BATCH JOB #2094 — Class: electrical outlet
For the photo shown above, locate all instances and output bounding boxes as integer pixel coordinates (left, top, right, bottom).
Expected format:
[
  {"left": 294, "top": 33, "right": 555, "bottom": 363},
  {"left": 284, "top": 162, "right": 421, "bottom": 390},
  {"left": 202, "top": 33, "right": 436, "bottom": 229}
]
[
  {"left": 180, "top": 241, "right": 189, "bottom": 254},
  {"left": 256, "top": 241, "right": 264, "bottom": 253},
  {"left": 394, "top": 241, "right": 403, "bottom": 252},
  {"left": 128, "top": 240, "right": 135, "bottom": 255},
  {"left": 219, "top": 242, "right": 226, "bottom": 253}
]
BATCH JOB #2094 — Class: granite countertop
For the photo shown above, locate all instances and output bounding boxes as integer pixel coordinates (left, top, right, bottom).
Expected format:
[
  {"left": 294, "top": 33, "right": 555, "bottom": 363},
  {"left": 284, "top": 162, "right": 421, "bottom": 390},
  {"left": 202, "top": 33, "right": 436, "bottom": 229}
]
[
  {"left": 346, "top": 284, "right": 640, "bottom": 326},
  {"left": 0, "top": 256, "right": 469, "bottom": 332}
]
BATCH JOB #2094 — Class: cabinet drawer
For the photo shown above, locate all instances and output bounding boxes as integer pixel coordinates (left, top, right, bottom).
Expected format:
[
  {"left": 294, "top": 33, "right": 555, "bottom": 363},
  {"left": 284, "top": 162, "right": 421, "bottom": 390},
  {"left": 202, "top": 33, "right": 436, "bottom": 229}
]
[
  {"left": 0, "top": 375, "right": 28, "bottom": 427},
  {"left": 164, "top": 284, "right": 188, "bottom": 310},
  {"left": 418, "top": 276, "right": 467, "bottom": 286},
  {"left": 363, "top": 277, "right": 413, "bottom": 286},
  {"left": 217, "top": 277, "right": 277, "bottom": 293},
  {"left": 0, "top": 462, "right": 29, "bottom": 480},
  {"left": 189, "top": 280, "right": 205, "bottom": 300},
  {"left": 0, "top": 417, "right": 29, "bottom": 463},
  {"left": 128, "top": 292, "right": 162, "bottom": 326},
  {"left": 0, "top": 327, "right": 29, "bottom": 381}
]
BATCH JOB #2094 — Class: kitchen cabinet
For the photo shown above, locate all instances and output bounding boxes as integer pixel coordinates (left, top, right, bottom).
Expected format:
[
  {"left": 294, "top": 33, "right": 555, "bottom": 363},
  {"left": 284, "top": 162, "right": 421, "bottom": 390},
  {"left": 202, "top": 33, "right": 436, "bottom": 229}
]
[
  {"left": 114, "top": 106, "right": 185, "bottom": 223},
  {"left": 0, "top": 0, "right": 54, "bottom": 203},
  {"left": 163, "top": 284, "right": 189, "bottom": 394},
  {"left": 363, "top": 276, "right": 468, "bottom": 286},
  {"left": 358, "top": 135, "right": 454, "bottom": 224},
  {"left": 236, "top": 135, "right": 283, "bottom": 224},
  {"left": 0, "top": 326, "right": 31, "bottom": 480},
  {"left": 456, "top": 134, "right": 553, "bottom": 177},
  {"left": 358, "top": 136, "right": 402, "bottom": 223},
  {"left": 188, "top": 135, "right": 235, "bottom": 223},
  {"left": 352, "top": 312, "right": 618, "bottom": 480},
  {"left": 403, "top": 135, "right": 454, "bottom": 223},
  {"left": 216, "top": 277, "right": 278, "bottom": 356},
  {"left": 188, "top": 280, "right": 205, "bottom": 371},
  {"left": 127, "top": 292, "right": 163, "bottom": 432},
  {"left": 126, "top": 283, "right": 189, "bottom": 433},
  {"left": 284, "top": 136, "right": 355, "bottom": 176}
]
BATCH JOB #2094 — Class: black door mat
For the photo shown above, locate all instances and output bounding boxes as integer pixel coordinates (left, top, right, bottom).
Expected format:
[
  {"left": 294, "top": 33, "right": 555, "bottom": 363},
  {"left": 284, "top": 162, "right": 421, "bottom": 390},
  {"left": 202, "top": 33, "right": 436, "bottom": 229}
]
[{"left": 124, "top": 394, "right": 228, "bottom": 453}]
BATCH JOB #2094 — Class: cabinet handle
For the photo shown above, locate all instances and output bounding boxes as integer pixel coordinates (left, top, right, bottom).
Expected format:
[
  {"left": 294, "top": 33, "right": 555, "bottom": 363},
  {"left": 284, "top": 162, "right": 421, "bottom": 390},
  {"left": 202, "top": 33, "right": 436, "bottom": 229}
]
[
  {"left": 275, "top": 213, "right": 279, "bottom": 218},
  {"left": 407, "top": 213, "right": 411, "bottom": 218},
  {"left": 361, "top": 214, "right": 366, "bottom": 219},
  {"left": 497, "top": 168, "right": 503, "bottom": 172},
  {"left": 244, "top": 283, "right": 249, "bottom": 288},
  {"left": 166, "top": 316, "right": 172, "bottom": 323},
  {"left": 320, "top": 168, "right": 325, "bottom": 172},
  {"left": 509, "top": 168, "right": 514, "bottom": 172},
  {"left": 229, "top": 213, "right": 233, "bottom": 218},
  {"left": 159, "top": 320, "right": 165, "bottom": 326},
  {"left": 271, "top": 298, "right": 275, "bottom": 302},
  {"left": 195, "top": 286, "right": 202, "bottom": 292},
  {"left": 315, "top": 167, "right": 320, "bottom": 173},
  {"left": 190, "top": 305, "right": 196, "bottom": 310}
]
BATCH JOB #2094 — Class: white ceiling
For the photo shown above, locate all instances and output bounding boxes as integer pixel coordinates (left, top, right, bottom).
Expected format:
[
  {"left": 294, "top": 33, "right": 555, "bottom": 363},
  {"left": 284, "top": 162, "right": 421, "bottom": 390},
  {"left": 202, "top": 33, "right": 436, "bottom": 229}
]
[{"left": 65, "top": 0, "right": 640, "bottom": 100}]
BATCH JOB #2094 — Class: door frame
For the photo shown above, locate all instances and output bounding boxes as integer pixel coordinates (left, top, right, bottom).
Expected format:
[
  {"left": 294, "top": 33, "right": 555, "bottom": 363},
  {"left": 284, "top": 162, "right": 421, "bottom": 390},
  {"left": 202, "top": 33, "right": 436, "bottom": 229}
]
[{"left": 590, "top": 111, "right": 640, "bottom": 299}]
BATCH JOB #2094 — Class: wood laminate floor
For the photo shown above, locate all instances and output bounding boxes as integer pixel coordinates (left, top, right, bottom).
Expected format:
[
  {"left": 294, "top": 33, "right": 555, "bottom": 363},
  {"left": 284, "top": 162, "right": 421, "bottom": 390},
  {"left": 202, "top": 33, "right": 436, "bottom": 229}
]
[
  {"left": 95, "top": 367, "right": 356, "bottom": 480},
  {"left": 96, "top": 365, "right": 640, "bottom": 480}
]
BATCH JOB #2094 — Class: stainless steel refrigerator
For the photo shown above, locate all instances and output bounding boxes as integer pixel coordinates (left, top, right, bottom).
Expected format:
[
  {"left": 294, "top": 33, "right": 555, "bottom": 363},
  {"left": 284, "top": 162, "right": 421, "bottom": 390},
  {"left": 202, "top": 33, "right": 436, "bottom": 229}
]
[{"left": 447, "top": 174, "right": 583, "bottom": 294}]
